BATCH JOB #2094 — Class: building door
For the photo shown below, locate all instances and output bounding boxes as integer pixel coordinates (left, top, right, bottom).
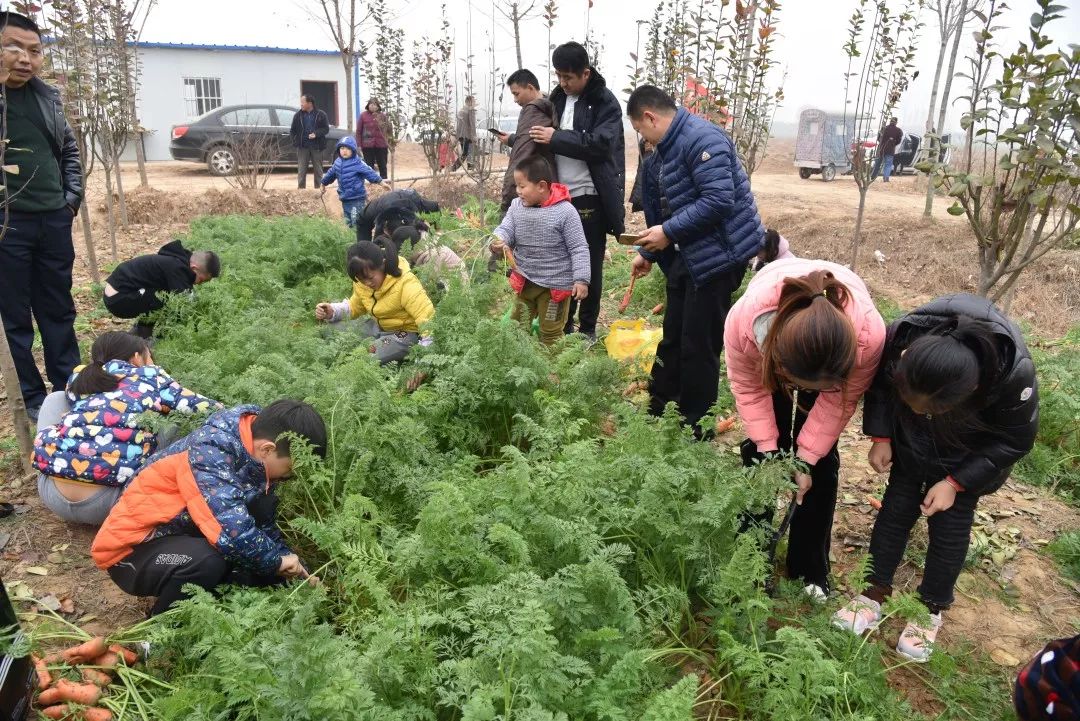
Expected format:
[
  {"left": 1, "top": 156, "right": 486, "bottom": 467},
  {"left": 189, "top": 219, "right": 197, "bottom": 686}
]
[{"left": 301, "top": 81, "right": 338, "bottom": 127}]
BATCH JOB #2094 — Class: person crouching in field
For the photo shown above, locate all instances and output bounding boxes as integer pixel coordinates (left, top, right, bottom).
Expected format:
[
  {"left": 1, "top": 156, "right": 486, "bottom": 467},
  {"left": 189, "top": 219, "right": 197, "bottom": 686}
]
[
  {"left": 91, "top": 399, "right": 326, "bottom": 615},
  {"left": 314, "top": 238, "right": 435, "bottom": 365},
  {"left": 32, "top": 331, "right": 221, "bottom": 525},
  {"left": 488, "top": 155, "right": 590, "bottom": 346},
  {"left": 320, "top": 136, "right": 388, "bottom": 228},
  {"left": 103, "top": 240, "right": 220, "bottom": 338},
  {"left": 834, "top": 294, "right": 1038, "bottom": 662}
]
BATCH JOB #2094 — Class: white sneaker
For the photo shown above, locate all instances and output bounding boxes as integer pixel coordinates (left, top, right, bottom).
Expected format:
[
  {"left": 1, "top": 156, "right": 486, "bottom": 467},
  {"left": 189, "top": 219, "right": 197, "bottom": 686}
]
[
  {"left": 896, "top": 613, "right": 942, "bottom": 663},
  {"left": 832, "top": 594, "right": 883, "bottom": 635},
  {"left": 804, "top": 584, "right": 828, "bottom": 602}
]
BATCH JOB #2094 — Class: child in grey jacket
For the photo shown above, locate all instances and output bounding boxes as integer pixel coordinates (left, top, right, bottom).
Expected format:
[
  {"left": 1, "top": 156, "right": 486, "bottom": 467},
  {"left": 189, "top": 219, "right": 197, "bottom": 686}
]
[{"left": 490, "top": 156, "right": 590, "bottom": 345}]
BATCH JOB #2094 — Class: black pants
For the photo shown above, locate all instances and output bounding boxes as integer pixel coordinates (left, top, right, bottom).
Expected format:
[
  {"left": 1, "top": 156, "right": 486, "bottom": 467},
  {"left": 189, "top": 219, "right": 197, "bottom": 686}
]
[
  {"left": 740, "top": 391, "right": 840, "bottom": 591},
  {"left": 108, "top": 493, "right": 283, "bottom": 616},
  {"left": 648, "top": 254, "right": 746, "bottom": 432},
  {"left": 564, "top": 195, "right": 608, "bottom": 335},
  {"left": 867, "top": 455, "right": 980, "bottom": 612},
  {"left": 0, "top": 208, "right": 80, "bottom": 410},
  {"left": 103, "top": 289, "right": 164, "bottom": 319},
  {"left": 362, "top": 147, "right": 388, "bottom": 179}
]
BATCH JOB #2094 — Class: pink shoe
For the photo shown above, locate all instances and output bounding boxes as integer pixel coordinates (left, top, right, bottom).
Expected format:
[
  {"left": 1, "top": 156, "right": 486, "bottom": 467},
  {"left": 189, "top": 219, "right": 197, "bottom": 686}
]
[
  {"left": 896, "top": 613, "right": 943, "bottom": 662},
  {"left": 832, "top": 595, "right": 882, "bottom": 635}
]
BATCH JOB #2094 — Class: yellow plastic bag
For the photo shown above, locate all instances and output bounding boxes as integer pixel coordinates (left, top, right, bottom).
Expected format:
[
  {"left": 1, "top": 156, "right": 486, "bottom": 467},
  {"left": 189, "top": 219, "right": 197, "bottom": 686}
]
[{"left": 605, "top": 319, "right": 663, "bottom": 373}]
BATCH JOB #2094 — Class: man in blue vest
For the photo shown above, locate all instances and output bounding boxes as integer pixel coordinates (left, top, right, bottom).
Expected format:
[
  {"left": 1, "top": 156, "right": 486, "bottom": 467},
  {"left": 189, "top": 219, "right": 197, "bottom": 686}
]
[{"left": 627, "top": 85, "right": 764, "bottom": 437}]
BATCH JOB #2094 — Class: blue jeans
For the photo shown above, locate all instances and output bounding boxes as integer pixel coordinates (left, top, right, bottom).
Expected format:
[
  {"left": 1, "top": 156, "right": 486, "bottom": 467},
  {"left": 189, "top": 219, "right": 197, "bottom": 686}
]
[
  {"left": 871, "top": 154, "right": 895, "bottom": 182},
  {"left": 341, "top": 199, "right": 365, "bottom": 229}
]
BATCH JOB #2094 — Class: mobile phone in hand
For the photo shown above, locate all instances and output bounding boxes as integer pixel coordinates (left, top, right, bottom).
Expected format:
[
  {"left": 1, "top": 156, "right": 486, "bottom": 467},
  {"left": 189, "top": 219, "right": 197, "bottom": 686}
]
[
  {"left": 488, "top": 127, "right": 502, "bottom": 135},
  {"left": 617, "top": 233, "right": 644, "bottom": 246}
]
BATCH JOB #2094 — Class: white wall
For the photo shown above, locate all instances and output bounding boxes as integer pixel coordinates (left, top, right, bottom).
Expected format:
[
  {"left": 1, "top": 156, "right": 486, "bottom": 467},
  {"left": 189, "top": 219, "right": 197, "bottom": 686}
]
[{"left": 130, "top": 47, "right": 348, "bottom": 162}]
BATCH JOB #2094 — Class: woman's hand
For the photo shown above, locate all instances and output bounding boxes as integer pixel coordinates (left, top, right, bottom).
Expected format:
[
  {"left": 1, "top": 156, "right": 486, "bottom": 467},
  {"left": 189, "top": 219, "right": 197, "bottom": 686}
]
[
  {"left": 315, "top": 303, "right": 334, "bottom": 322},
  {"left": 868, "top": 440, "right": 893, "bottom": 473},
  {"left": 794, "top": 471, "right": 813, "bottom": 505}
]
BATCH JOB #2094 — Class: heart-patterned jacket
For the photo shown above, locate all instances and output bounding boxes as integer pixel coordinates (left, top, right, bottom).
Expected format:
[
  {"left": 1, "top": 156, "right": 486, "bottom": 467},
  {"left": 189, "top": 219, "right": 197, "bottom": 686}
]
[{"left": 32, "top": 360, "right": 220, "bottom": 487}]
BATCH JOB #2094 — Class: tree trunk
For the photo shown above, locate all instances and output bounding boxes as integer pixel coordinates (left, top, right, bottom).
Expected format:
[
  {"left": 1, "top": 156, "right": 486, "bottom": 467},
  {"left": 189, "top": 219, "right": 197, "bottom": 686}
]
[
  {"left": 920, "top": 33, "right": 949, "bottom": 218},
  {"left": 344, "top": 55, "right": 355, "bottom": 132},
  {"left": 390, "top": 149, "right": 397, "bottom": 184},
  {"left": 113, "top": 151, "right": 129, "bottom": 227},
  {"left": 0, "top": 308, "right": 34, "bottom": 475},
  {"left": 133, "top": 130, "right": 149, "bottom": 188},
  {"left": 103, "top": 165, "right": 118, "bottom": 261},
  {"left": 512, "top": 5, "right": 524, "bottom": 69},
  {"left": 850, "top": 186, "right": 869, "bottom": 268},
  {"left": 926, "top": 0, "right": 969, "bottom": 216},
  {"left": 79, "top": 202, "right": 100, "bottom": 284}
]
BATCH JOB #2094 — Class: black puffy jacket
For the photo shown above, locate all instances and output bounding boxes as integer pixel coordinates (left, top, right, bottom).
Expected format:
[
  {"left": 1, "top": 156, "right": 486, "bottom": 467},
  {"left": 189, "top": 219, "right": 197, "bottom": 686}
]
[
  {"left": 0, "top": 77, "right": 83, "bottom": 212},
  {"left": 863, "top": 294, "right": 1039, "bottom": 495},
  {"left": 548, "top": 69, "right": 626, "bottom": 237},
  {"left": 356, "top": 190, "right": 440, "bottom": 241}
]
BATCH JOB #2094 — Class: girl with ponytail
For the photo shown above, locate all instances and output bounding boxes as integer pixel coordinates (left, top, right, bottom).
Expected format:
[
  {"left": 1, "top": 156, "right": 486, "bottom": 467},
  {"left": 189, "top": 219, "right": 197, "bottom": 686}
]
[
  {"left": 32, "top": 331, "right": 221, "bottom": 525},
  {"left": 835, "top": 294, "right": 1038, "bottom": 662},
  {"left": 725, "top": 258, "right": 887, "bottom": 599},
  {"left": 314, "top": 238, "right": 435, "bottom": 364}
]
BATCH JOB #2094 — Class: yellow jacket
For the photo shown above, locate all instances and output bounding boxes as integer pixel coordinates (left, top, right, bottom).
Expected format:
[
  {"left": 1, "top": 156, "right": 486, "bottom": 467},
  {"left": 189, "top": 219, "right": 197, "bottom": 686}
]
[{"left": 348, "top": 258, "right": 434, "bottom": 333}]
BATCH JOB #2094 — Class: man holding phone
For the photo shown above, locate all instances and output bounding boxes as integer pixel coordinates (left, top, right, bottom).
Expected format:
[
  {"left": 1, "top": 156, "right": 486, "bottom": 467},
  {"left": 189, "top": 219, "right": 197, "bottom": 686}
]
[{"left": 495, "top": 69, "right": 556, "bottom": 213}]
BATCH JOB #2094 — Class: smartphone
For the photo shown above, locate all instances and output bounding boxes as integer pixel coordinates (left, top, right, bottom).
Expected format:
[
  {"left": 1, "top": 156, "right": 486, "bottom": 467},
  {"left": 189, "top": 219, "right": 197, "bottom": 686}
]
[
  {"left": 488, "top": 127, "right": 503, "bottom": 135},
  {"left": 617, "top": 233, "right": 644, "bottom": 246}
]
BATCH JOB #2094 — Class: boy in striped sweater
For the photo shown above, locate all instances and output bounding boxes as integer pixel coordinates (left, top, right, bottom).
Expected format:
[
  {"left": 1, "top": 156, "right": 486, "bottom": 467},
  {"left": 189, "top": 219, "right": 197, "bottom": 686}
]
[{"left": 489, "top": 156, "right": 590, "bottom": 345}]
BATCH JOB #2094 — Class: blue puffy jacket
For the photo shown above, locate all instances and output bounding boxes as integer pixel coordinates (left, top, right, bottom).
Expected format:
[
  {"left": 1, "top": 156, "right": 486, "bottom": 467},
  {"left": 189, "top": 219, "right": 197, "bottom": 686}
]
[
  {"left": 640, "top": 108, "right": 764, "bottom": 286},
  {"left": 321, "top": 136, "right": 383, "bottom": 201}
]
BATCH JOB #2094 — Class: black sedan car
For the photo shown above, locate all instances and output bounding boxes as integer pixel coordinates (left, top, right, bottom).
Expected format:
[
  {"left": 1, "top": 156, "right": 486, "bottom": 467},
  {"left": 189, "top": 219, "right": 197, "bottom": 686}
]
[{"left": 169, "top": 104, "right": 349, "bottom": 176}]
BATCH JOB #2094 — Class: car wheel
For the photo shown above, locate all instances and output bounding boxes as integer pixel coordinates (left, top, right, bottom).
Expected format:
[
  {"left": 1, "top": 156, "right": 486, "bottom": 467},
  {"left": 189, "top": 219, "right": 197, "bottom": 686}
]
[
  {"left": 822, "top": 164, "right": 837, "bottom": 182},
  {"left": 207, "top": 146, "right": 237, "bottom": 176},
  {"left": 799, "top": 168, "right": 812, "bottom": 180}
]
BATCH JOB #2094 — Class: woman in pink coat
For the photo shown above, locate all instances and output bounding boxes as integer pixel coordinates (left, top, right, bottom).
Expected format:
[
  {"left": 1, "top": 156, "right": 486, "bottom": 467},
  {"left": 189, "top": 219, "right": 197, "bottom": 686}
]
[{"left": 725, "top": 257, "right": 886, "bottom": 597}]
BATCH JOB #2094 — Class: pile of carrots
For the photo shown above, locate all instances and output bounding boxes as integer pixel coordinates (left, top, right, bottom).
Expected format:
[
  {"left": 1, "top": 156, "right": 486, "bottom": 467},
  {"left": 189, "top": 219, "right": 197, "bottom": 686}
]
[{"left": 31, "top": 637, "right": 140, "bottom": 720}]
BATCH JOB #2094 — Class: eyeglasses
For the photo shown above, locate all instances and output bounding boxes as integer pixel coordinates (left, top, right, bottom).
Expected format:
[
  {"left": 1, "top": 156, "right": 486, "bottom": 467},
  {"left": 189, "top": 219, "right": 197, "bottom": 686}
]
[{"left": 2, "top": 44, "right": 44, "bottom": 60}]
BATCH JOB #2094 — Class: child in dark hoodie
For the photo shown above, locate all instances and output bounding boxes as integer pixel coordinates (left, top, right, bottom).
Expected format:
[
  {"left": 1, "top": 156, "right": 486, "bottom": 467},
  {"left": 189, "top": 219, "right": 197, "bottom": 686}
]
[
  {"left": 489, "top": 155, "right": 590, "bottom": 345},
  {"left": 321, "top": 136, "right": 388, "bottom": 228}
]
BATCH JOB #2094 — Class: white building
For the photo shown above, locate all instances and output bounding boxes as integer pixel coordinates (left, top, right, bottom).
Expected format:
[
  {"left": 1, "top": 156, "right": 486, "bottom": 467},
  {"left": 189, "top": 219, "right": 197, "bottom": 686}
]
[{"left": 127, "top": 42, "right": 358, "bottom": 161}]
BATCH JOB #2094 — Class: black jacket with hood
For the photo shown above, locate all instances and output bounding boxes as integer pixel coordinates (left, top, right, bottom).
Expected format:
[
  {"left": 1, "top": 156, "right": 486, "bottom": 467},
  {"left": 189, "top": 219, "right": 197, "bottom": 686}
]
[
  {"left": 106, "top": 240, "right": 196, "bottom": 296},
  {"left": 863, "top": 293, "right": 1039, "bottom": 495},
  {"left": 548, "top": 68, "right": 626, "bottom": 237},
  {"left": 356, "top": 189, "right": 441, "bottom": 241}
]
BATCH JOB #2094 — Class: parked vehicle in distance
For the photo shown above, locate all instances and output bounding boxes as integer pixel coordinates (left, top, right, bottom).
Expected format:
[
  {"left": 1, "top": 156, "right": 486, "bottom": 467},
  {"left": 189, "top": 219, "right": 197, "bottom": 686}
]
[
  {"left": 794, "top": 108, "right": 854, "bottom": 181},
  {"left": 169, "top": 104, "right": 349, "bottom": 176}
]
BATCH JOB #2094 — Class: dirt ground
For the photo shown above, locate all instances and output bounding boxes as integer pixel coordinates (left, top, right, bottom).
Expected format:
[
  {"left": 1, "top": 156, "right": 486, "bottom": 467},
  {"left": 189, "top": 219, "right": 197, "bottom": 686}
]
[{"left": 0, "top": 139, "right": 1078, "bottom": 705}]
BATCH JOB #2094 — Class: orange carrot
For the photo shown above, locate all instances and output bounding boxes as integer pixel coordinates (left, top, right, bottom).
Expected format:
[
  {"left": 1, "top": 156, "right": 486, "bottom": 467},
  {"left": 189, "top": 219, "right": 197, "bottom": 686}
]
[
  {"left": 715, "top": 416, "right": 738, "bottom": 434},
  {"left": 39, "top": 706, "right": 67, "bottom": 720},
  {"left": 91, "top": 652, "right": 119, "bottom": 669},
  {"left": 651, "top": 303, "right": 664, "bottom": 315},
  {"left": 42, "top": 652, "right": 64, "bottom": 665},
  {"left": 80, "top": 708, "right": 114, "bottom": 721},
  {"left": 61, "top": 637, "right": 107, "bottom": 665},
  {"left": 36, "top": 687, "right": 62, "bottom": 706},
  {"left": 54, "top": 678, "right": 102, "bottom": 705},
  {"left": 867, "top": 495, "right": 883, "bottom": 511},
  {"left": 32, "top": 655, "right": 51, "bottom": 690},
  {"left": 80, "top": 668, "right": 112, "bottom": 687},
  {"left": 503, "top": 246, "right": 517, "bottom": 270},
  {"left": 618, "top": 275, "right": 637, "bottom": 314},
  {"left": 108, "top": 644, "right": 138, "bottom": 666}
]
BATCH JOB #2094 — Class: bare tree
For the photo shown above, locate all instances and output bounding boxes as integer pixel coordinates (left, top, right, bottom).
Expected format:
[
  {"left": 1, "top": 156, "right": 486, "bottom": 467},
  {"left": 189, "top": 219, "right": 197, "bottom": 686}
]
[
  {"left": 411, "top": 8, "right": 455, "bottom": 179},
  {"left": 219, "top": 119, "right": 281, "bottom": 191},
  {"left": 542, "top": 1, "right": 558, "bottom": 80},
  {"left": 308, "top": 0, "right": 364, "bottom": 132},
  {"left": 496, "top": 1, "right": 538, "bottom": 70},
  {"left": 361, "top": 0, "right": 407, "bottom": 182},
  {"left": 920, "top": 0, "right": 981, "bottom": 217}
]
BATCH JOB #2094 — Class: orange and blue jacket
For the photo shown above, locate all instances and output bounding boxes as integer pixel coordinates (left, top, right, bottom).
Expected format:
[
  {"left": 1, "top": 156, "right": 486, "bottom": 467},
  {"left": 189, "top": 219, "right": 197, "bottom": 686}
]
[{"left": 91, "top": 405, "right": 290, "bottom": 574}]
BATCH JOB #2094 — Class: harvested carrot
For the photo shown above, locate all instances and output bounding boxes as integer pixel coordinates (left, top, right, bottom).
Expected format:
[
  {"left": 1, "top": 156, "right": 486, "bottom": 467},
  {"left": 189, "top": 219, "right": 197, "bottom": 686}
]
[
  {"left": 503, "top": 246, "right": 517, "bottom": 270},
  {"left": 39, "top": 706, "right": 67, "bottom": 720},
  {"left": 32, "top": 655, "right": 51, "bottom": 690},
  {"left": 618, "top": 275, "right": 637, "bottom": 314},
  {"left": 715, "top": 416, "right": 738, "bottom": 434},
  {"left": 651, "top": 303, "right": 664, "bottom": 315},
  {"left": 42, "top": 652, "right": 64, "bottom": 665},
  {"left": 36, "top": 687, "right": 62, "bottom": 706},
  {"left": 54, "top": 678, "right": 102, "bottom": 706},
  {"left": 867, "top": 495, "right": 883, "bottom": 511},
  {"left": 80, "top": 708, "right": 114, "bottom": 721},
  {"left": 61, "top": 637, "right": 107, "bottom": 665},
  {"left": 91, "top": 652, "right": 119, "bottom": 669},
  {"left": 81, "top": 668, "right": 112, "bottom": 687},
  {"left": 108, "top": 644, "right": 138, "bottom": 666}
]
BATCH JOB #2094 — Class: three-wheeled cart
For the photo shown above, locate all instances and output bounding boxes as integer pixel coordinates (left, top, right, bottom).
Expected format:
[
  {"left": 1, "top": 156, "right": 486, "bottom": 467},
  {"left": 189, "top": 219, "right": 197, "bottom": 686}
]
[{"left": 794, "top": 108, "right": 854, "bottom": 182}]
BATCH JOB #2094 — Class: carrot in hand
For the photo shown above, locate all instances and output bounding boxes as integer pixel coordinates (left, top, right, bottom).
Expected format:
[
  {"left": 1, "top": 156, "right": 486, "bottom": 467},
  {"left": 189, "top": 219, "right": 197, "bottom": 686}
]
[
  {"left": 81, "top": 667, "right": 112, "bottom": 687},
  {"left": 31, "top": 655, "right": 51, "bottom": 690},
  {"left": 36, "top": 687, "right": 62, "bottom": 705},
  {"left": 651, "top": 303, "right": 664, "bottom": 315},
  {"left": 91, "top": 652, "right": 119, "bottom": 669},
  {"left": 61, "top": 637, "right": 107, "bottom": 665},
  {"left": 715, "top": 416, "right": 738, "bottom": 434},
  {"left": 39, "top": 706, "right": 67, "bottom": 720},
  {"left": 108, "top": 644, "right": 139, "bottom": 666},
  {"left": 80, "top": 708, "right": 114, "bottom": 721},
  {"left": 54, "top": 678, "right": 102, "bottom": 705},
  {"left": 618, "top": 275, "right": 637, "bottom": 314}
]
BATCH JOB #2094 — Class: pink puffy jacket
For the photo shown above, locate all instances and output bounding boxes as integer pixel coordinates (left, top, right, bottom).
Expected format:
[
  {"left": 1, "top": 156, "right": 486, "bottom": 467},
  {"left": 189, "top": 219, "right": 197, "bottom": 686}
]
[{"left": 724, "top": 258, "right": 886, "bottom": 465}]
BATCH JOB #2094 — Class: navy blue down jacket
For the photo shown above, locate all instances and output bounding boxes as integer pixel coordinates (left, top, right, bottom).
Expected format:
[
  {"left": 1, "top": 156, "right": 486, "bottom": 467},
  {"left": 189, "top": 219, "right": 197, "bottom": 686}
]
[{"left": 640, "top": 108, "right": 764, "bottom": 285}]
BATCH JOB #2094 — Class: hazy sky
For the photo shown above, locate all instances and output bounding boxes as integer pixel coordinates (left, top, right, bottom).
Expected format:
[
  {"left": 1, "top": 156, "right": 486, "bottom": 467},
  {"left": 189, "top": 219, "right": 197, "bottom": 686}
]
[{"left": 139, "top": 0, "right": 1080, "bottom": 132}]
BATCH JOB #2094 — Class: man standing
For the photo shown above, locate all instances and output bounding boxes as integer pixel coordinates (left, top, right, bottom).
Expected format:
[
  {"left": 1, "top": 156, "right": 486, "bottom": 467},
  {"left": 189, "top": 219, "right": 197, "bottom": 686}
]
[
  {"left": 452, "top": 95, "right": 477, "bottom": 171},
  {"left": 627, "top": 85, "right": 764, "bottom": 437},
  {"left": 0, "top": 11, "right": 83, "bottom": 421},
  {"left": 290, "top": 94, "right": 329, "bottom": 189},
  {"left": 496, "top": 69, "right": 556, "bottom": 212},
  {"left": 872, "top": 117, "right": 903, "bottom": 182},
  {"left": 530, "top": 41, "right": 625, "bottom": 341}
]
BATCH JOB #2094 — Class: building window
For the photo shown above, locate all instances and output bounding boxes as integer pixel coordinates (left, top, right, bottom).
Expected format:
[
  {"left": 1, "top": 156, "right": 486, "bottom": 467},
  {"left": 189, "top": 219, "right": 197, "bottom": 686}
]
[{"left": 183, "top": 77, "right": 222, "bottom": 118}]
